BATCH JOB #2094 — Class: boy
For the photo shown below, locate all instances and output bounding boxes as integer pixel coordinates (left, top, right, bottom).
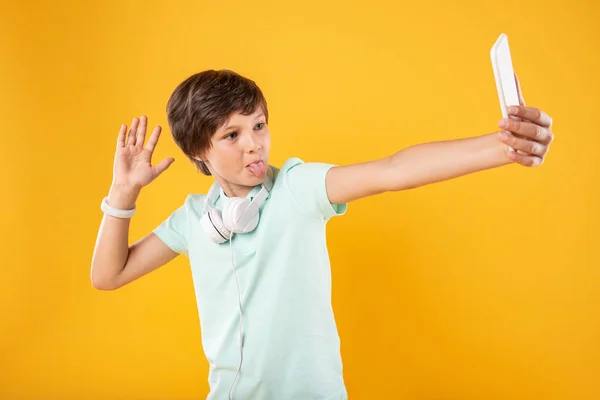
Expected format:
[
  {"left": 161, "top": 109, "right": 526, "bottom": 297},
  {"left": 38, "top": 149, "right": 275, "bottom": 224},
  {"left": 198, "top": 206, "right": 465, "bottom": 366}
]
[{"left": 91, "top": 69, "right": 554, "bottom": 399}]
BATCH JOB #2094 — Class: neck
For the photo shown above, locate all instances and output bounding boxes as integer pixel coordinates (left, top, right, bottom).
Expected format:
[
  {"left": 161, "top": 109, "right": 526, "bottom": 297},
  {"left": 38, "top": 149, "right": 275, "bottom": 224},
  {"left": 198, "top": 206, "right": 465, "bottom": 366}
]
[{"left": 221, "top": 183, "right": 253, "bottom": 198}]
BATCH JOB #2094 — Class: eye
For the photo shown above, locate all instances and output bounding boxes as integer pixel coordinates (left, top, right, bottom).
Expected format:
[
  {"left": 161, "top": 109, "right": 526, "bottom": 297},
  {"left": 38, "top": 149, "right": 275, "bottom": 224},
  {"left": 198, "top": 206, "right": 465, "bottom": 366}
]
[
  {"left": 255, "top": 122, "right": 266, "bottom": 130},
  {"left": 225, "top": 131, "right": 238, "bottom": 140}
]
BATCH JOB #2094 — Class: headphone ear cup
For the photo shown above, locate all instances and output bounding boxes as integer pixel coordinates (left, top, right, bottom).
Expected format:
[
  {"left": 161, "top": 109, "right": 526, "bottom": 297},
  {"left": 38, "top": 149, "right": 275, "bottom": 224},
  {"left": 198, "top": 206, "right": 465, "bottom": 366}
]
[
  {"left": 200, "top": 208, "right": 231, "bottom": 244},
  {"left": 223, "top": 198, "right": 260, "bottom": 234}
]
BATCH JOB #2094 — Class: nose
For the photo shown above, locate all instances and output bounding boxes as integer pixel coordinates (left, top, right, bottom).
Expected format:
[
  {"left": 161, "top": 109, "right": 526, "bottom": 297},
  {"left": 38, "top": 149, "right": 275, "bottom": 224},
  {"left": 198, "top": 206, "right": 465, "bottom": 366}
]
[{"left": 242, "top": 131, "right": 261, "bottom": 153}]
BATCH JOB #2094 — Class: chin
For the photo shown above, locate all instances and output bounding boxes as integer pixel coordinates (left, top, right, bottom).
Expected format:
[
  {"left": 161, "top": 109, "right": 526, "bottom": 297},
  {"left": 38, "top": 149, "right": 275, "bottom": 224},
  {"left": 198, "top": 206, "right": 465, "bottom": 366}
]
[{"left": 243, "top": 172, "right": 265, "bottom": 186}]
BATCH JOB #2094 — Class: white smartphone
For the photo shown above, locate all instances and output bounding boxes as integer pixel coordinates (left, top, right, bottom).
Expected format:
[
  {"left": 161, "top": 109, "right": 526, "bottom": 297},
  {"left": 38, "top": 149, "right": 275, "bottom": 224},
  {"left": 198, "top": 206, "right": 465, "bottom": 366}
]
[{"left": 491, "top": 33, "right": 520, "bottom": 152}]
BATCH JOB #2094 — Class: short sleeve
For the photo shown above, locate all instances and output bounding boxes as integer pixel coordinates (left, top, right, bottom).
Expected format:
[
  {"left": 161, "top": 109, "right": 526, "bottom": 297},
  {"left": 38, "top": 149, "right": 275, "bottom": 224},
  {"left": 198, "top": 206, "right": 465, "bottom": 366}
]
[
  {"left": 283, "top": 158, "right": 348, "bottom": 221},
  {"left": 152, "top": 195, "right": 190, "bottom": 256}
]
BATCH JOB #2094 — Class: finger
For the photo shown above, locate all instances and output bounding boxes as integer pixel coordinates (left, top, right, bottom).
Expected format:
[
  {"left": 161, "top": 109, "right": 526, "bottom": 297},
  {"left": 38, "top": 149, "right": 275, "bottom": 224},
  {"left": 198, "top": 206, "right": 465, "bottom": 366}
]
[
  {"left": 507, "top": 106, "right": 553, "bottom": 129},
  {"left": 507, "top": 149, "right": 544, "bottom": 167},
  {"left": 135, "top": 115, "right": 147, "bottom": 148},
  {"left": 498, "top": 118, "right": 553, "bottom": 144},
  {"left": 499, "top": 131, "right": 548, "bottom": 157},
  {"left": 116, "top": 124, "right": 127, "bottom": 148},
  {"left": 144, "top": 125, "right": 162, "bottom": 152},
  {"left": 153, "top": 157, "right": 175, "bottom": 177},
  {"left": 126, "top": 117, "right": 139, "bottom": 146},
  {"left": 514, "top": 73, "right": 526, "bottom": 106}
]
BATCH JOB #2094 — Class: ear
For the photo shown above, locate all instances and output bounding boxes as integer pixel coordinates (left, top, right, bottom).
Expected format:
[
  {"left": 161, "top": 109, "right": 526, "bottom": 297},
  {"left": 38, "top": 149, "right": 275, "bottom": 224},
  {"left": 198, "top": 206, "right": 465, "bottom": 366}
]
[{"left": 191, "top": 153, "right": 206, "bottom": 163}]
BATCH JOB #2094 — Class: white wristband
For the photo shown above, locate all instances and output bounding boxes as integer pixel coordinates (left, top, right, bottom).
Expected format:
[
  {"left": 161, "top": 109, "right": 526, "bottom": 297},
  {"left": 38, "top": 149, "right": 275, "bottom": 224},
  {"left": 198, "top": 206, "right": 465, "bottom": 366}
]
[{"left": 101, "top": 196, "right": 136, "bottom": 219}]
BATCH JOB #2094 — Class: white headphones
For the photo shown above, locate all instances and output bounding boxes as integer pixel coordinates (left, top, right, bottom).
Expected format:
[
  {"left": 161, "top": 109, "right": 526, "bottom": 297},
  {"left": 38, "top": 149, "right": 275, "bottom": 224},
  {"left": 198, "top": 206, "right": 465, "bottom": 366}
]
[{"left": 200, "top": 171, "right": 273, "bottom": 244}]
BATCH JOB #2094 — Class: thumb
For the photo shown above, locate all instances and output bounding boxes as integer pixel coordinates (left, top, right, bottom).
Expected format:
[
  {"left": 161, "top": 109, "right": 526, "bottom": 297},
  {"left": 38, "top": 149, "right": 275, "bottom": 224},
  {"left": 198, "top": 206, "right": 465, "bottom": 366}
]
[
  {"left": 514, "top": 72, "right": 526, "bottom": 106},
  {"left": 154, "top": 157, "right": 175, "bottom": 177}
]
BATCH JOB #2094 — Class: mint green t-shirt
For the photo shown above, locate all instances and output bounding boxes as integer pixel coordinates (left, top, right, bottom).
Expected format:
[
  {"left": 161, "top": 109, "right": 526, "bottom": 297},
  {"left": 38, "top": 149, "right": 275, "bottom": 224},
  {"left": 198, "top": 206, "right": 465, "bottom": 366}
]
[{"left": 153, "top": 157, "right": 348, "bottom": 399}]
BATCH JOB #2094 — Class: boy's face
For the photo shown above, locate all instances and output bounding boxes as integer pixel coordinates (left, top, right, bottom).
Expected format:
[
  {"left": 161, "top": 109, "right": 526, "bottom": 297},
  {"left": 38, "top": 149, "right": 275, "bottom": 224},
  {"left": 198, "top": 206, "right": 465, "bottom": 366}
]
[{"left": 196, "top": 108, "right": 270, "bottom": 197}]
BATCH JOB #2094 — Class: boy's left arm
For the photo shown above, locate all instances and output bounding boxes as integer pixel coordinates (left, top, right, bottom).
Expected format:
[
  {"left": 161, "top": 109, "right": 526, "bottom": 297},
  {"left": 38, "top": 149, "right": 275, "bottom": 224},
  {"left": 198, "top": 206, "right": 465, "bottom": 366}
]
[{"left": 325, "top": 78, "right": 554, "bottom": 204}]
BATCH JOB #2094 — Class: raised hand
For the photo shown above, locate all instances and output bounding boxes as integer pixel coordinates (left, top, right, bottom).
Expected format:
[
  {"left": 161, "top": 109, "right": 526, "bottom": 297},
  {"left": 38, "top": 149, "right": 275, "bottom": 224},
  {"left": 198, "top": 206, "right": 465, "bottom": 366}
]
[{"left": 112, "top": 115, "right": 175, "bottom": 189}]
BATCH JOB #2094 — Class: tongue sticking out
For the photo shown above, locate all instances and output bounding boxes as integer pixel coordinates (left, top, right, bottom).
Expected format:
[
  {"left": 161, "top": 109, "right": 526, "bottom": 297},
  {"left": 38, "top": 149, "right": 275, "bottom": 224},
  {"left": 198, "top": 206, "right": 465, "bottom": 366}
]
[{"left": 247, "top": 161, "right": 266, "bottom": 178}]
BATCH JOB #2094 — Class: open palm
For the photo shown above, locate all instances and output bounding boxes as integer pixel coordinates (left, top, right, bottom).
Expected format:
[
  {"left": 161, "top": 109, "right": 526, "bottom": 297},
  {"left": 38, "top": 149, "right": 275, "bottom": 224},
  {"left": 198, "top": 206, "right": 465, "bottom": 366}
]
[{"left": 113, "top": 116, "right": 174, "bottom": 189}]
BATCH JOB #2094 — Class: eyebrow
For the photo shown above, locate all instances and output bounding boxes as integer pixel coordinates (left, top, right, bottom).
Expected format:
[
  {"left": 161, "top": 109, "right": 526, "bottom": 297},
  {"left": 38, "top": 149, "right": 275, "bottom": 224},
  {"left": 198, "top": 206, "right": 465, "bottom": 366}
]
[{"left": 223, "top": 113, "right": 265, "bottom": 131}]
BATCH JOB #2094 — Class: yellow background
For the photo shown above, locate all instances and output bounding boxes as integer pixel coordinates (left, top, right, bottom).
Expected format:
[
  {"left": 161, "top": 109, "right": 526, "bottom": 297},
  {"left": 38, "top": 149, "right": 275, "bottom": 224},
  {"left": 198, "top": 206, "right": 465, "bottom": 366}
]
[{"left": 1, "top": 0, "right": 598, "bottom": 399}]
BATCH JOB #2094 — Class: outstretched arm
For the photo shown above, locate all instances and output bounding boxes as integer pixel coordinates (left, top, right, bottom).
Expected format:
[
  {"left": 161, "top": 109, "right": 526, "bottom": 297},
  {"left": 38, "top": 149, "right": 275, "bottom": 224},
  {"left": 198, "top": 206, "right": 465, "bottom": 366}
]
[{"left": 325, "top": 88, "right": 554, "bottom": 205}]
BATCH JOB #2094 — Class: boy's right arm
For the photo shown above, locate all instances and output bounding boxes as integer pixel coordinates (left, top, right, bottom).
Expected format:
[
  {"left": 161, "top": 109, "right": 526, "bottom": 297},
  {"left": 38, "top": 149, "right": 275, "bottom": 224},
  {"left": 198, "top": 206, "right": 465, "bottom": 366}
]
[{"left": 91, "top": 115, "right": 176, "bottom": 290}]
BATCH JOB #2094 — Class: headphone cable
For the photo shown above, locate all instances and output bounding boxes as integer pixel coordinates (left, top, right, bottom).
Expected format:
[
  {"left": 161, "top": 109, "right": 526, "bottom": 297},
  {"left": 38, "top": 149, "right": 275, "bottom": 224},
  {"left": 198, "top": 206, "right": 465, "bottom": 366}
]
[{"left": 228, "top": 233, "right": 244, "bottom": 400}]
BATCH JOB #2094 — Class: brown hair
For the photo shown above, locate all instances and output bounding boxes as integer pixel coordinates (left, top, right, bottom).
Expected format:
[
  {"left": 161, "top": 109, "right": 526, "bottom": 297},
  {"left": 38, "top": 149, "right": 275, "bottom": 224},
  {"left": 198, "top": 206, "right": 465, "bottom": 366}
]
[{"left": 166, "top": 69, "right": 269, "bottom": 175}]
